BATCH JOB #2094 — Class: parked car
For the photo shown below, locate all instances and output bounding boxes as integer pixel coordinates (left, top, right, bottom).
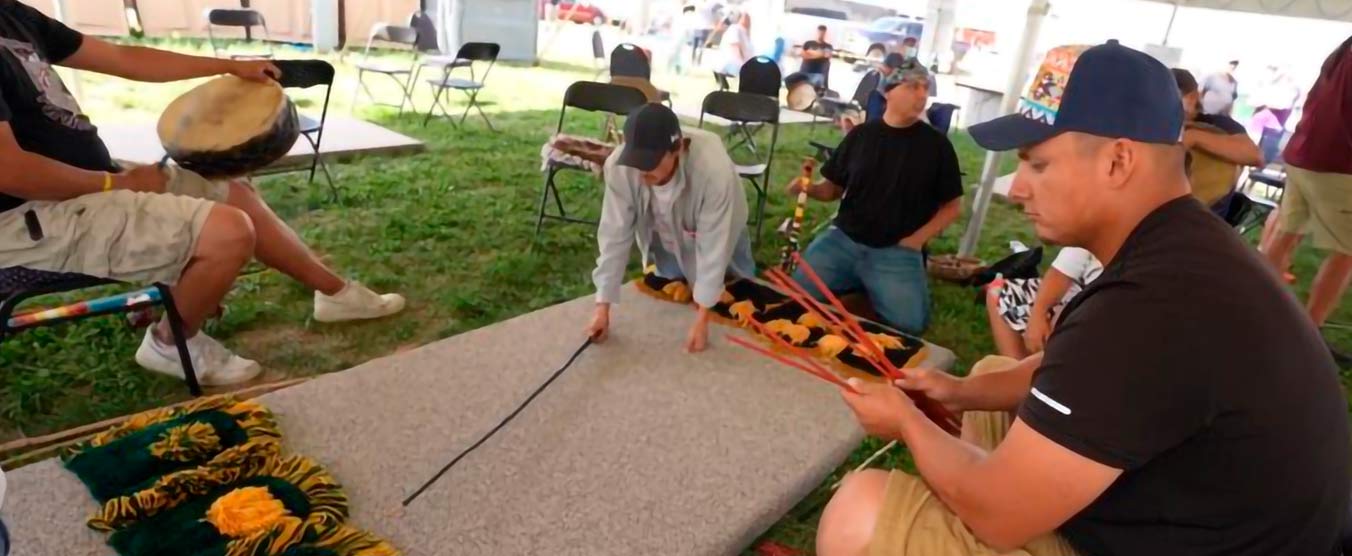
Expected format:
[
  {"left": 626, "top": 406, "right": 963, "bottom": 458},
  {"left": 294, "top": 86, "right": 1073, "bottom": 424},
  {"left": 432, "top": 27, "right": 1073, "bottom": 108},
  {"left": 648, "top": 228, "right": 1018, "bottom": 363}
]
[
  {"left": 538, "top": 0, "right": 609, "bottom": 26},
  {"left": 848, "top": 16, "right": 924, "bottom": 60}
]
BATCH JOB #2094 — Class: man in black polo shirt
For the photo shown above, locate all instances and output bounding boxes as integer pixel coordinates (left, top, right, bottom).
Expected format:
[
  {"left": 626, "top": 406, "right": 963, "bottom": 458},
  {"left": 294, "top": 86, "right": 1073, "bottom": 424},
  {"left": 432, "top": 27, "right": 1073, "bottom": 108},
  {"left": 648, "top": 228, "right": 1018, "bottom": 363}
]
[
  {"left": 0, "top": 1, "right": 404, "bottom": 385},
  {"left": 815, "top": 41, "right": 1350, "bottom": 556},
  {"left": 786, "top": 62, "right": 961, "bottom": 334}
]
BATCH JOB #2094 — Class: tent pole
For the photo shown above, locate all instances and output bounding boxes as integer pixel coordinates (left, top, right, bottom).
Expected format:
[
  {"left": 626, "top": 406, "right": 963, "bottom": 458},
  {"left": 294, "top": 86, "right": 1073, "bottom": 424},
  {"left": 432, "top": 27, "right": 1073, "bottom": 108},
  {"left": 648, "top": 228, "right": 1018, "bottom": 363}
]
[
  {"left": 1162, "top": 1, "right": 1181, "bottom": 46},
  {"left": 958, "top": 0, "right": 1051, "bottom": 258}
]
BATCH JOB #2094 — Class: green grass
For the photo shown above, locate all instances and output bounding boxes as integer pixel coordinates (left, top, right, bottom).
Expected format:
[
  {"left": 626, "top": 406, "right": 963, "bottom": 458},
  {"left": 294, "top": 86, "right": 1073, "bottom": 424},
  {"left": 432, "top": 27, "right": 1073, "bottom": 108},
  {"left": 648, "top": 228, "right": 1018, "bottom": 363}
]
[{"left": 3, "top": 38, "right": 1350, "bottom": 554}]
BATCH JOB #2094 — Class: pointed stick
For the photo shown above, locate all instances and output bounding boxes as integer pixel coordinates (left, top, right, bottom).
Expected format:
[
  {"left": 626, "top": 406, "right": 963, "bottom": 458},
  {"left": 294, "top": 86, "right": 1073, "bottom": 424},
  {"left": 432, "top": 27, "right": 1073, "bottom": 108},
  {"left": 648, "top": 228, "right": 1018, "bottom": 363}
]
[
  {"left": 729, "top": 335, "right": 859, "bottom": 393},
  {"left": 764, "top": 268, "right": 900, "bottom": 381}
]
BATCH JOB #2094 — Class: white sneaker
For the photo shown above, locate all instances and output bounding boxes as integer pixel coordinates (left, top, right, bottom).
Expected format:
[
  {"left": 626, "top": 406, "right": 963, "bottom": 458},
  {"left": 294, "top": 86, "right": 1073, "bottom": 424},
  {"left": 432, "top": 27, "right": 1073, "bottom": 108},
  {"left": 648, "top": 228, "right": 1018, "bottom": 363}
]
[
  {"left": 313, "top": 281, "right": 406, "bottom": 323},
  {"left": 135, "top": 329, "right": 262, "bottom": 386}
]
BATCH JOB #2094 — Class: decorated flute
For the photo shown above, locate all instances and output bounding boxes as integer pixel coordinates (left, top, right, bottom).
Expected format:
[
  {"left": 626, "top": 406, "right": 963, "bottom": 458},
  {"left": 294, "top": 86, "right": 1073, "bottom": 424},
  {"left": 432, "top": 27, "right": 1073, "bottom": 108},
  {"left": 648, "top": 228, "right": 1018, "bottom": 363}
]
[{"left": 780, "top": 157, "right": 817, "bottom": 272}]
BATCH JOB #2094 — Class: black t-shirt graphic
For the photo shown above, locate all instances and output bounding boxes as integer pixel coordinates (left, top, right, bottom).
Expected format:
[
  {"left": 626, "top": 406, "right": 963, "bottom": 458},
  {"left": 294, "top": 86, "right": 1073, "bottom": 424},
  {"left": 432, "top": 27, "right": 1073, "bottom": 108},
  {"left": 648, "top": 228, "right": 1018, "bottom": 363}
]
[
  {"left": 1020, "top": 197, "right": 1351, "bottom": 556},
  {"left": 801, "top": 40, "right": 832, "bottom": 75},
  {"left": 0, "top": 0, "right": 115, "bottom": 214},
  {"left": 820, "top": 119, "right": 963, "bottom": 248}
]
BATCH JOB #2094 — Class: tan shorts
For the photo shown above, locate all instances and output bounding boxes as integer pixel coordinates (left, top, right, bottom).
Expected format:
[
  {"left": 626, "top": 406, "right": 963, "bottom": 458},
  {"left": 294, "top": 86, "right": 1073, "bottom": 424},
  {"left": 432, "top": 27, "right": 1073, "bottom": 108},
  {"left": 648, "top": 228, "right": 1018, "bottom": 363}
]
[
  {"left": 870, "top": 356, "right": 1081, "bottom": 556},
  {"left": 0, "top": 166, "right": 231, "bottom": 285},
  {"left": 1278, "top": 166, "right": 1352, "bottom": 255}
]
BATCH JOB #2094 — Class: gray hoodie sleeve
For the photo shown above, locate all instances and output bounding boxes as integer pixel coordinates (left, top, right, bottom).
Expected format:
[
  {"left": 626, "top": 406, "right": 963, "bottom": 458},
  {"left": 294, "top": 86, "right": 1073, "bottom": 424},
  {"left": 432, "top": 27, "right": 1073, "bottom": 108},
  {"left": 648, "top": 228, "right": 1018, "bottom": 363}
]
[
  {"left": 593, "top": 156, "right": 637, "bottom": 304},
  {"left": 692, "top": 168, "right": 739, "bottom": 308}
]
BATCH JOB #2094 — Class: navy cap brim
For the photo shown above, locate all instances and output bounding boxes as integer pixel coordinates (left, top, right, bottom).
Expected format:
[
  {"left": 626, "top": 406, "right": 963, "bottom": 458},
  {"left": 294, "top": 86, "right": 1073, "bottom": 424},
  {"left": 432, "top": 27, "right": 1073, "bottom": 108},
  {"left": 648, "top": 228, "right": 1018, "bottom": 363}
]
[
  {"left": 617, "top": 145, "right": 665, "bottom": 172},
  {"left": 969, "top": 114, "right": 1061, "bottom": 152}
]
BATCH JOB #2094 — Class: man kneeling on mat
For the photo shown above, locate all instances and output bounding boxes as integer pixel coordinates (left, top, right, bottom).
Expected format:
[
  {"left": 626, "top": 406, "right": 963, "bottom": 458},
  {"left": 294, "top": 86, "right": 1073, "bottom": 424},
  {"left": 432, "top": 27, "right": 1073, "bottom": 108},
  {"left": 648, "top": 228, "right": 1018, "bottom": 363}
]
[
  {"left": 587, "top": 103, "right": 755, "bottom": 353},
  {"left": 0, "top": 1, "right": 404, "bottom": 385},
  {"left": 786, "top": 62, "right": 962, "bottom": 334},
  {"left": 818, "top": 42, "right": 1350, "bottom": 556}
]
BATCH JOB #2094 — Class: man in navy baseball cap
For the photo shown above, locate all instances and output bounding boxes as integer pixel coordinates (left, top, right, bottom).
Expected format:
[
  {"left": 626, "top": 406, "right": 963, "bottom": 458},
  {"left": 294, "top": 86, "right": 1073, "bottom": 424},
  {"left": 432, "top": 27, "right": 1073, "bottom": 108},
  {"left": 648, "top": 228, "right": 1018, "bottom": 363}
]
[{"left": 817, "top": 40, "right": 1349, "bottom": 556}]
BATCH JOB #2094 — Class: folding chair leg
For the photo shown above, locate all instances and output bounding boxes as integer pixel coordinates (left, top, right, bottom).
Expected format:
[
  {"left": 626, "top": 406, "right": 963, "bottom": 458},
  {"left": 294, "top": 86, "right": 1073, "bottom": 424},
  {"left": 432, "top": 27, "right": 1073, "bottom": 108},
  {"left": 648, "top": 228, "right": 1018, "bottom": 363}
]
[
  {"left": 752, "top": 177, "right": 768, "bottom": 244},
  {"left": 534, "top": 169, "right": 557, "bottom": 241},
  {"left": 461, "top": 91, "right": 496, "bottom": 132},
  {"left": 424, "top": 85, "right": 453, "bottom": 127},
  {"left": 157, "top": 284, "right": 203, "bottom": 397}
]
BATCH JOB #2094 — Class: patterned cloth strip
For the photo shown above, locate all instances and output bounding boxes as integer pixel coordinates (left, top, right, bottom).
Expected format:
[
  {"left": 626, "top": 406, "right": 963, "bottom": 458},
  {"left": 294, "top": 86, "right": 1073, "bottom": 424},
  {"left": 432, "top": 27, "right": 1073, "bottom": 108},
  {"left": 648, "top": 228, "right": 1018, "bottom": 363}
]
[{"left": 6, "top": 288, "right": 161, "bottom": 330}]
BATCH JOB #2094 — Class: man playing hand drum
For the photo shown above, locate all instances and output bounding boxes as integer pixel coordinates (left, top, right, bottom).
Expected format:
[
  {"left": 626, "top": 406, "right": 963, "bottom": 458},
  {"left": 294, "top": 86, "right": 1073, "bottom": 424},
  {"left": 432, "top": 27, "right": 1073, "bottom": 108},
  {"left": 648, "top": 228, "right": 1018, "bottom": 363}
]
[{"left": 0, "top": 0, "right": 404, "bottom": 385}]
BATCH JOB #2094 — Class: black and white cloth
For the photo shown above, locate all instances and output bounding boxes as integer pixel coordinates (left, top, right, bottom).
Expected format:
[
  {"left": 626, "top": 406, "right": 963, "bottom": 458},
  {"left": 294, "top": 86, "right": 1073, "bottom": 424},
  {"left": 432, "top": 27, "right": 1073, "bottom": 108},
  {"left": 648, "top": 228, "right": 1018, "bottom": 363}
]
[{"left": 996, "top": 247, "right": 1102, "bottom": 331}]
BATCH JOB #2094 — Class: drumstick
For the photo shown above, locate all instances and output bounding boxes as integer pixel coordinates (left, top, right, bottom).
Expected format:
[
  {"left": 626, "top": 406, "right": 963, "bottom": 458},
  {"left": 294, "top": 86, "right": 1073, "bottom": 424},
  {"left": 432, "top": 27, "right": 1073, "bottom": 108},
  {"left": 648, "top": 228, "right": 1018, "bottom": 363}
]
[
  {"left": 729, "top": 335, "right": 858, "bottom": 394},
  {"left": 776, "top": 257, "right": 962, "bottom": 434},
  {"left": 763, "top": 268, "right": 897, "bottom": 380},
  {"left": 780, "top": 158, "right": 817, "bottom": 272}
]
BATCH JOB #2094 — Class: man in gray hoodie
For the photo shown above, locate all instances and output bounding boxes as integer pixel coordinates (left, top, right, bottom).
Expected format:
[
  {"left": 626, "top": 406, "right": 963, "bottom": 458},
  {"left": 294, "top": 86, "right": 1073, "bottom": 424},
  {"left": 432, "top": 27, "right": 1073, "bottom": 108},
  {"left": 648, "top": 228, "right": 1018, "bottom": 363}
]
[{"left": 587, "top": 103, "right": 756, "bottom": 352}]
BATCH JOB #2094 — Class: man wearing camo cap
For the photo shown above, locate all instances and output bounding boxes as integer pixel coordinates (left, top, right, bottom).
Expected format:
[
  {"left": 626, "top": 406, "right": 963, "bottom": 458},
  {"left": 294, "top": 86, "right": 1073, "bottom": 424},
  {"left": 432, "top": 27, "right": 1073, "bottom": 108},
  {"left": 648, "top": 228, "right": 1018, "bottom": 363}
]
[{"left": 786, "top": 57, "right": 961, "bottom": 334}]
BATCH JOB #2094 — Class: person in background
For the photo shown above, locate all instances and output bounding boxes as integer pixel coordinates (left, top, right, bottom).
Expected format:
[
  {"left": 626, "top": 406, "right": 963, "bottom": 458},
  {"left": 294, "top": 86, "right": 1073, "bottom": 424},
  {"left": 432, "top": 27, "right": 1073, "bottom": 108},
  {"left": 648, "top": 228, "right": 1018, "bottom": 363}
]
[
  {"left": 1262, "top": 36, "right": 1352, "bottom": 333},
  {"left": 1172, "top": 68, "right": 1262, "bottom": 213},
  {"left": 799, "top": 25, "right": 833, "bottom": 89},
  {"left": 1200, "top": 60, "right": 1239, "bottom": 116},
  {"left": 1246, "top": 65, "right": 1301, "bottom": 138},
  {"left": 985, "top": 247, "right": 1102, "bottom": 359},
  {"left": 717, "top": 11, "right": 752, "bottom": 77},
  {"left": 690, "top": 0, "right": 722, "bottom": 66},
  {"left": 786, "top": 63, "right": 961, "bottom": 334},
  {"left": 588, "top": 104, "right": 755, "bottom": 354}
]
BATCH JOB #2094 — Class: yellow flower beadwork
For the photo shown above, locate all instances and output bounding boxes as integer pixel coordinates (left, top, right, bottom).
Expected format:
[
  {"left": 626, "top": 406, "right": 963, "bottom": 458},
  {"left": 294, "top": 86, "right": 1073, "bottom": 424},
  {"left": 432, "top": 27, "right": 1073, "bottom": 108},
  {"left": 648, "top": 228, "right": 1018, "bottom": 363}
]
[{"left": 206, "top": 486, "right": 290, "bottom": 538}]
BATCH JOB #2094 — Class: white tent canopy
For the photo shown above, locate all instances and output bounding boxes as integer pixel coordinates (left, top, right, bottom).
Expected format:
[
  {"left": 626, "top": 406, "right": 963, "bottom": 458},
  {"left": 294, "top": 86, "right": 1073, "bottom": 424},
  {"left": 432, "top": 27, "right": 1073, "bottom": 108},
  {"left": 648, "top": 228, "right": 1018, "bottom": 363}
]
[{"left": 957, "top": 0, "right": 1352, "bottom": 257}]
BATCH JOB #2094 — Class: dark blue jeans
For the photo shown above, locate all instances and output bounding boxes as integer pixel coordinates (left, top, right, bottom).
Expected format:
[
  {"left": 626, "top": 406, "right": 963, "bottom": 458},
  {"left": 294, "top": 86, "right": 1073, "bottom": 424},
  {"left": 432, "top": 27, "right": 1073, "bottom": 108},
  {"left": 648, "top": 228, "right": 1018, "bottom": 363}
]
[
  {"left": 792, "top": 227, "right": 930, "bottom": 333},
  {"left": 1, "top": 518, "right": 9, "bottom": 556}
]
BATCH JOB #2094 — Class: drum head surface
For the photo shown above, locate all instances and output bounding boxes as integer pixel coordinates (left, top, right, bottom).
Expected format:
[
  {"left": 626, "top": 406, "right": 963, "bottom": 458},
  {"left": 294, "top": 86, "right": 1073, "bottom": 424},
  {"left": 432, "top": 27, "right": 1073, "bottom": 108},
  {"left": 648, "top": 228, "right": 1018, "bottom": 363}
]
[
  {"left": 158, "top": 76, "right": 288, "bottom": 153},
  {"left": 787, "top": 84, "right": 818, "bottom": 111}
]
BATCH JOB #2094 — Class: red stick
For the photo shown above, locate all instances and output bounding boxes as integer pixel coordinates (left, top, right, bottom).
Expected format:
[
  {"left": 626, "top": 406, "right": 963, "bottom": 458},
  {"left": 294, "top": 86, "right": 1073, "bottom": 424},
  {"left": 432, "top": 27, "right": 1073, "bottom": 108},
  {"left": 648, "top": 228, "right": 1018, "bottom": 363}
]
[
  {"left": 764, "top": 269, "right": 900, "bottom": 381},
  {"left": 729, "top": 335, "right": 859, "bottom": 394}
]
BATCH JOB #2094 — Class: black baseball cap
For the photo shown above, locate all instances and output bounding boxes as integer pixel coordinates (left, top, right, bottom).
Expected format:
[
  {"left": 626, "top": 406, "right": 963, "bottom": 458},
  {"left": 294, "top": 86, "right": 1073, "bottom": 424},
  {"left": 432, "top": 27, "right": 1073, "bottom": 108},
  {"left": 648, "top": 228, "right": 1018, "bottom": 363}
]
[
  {"left": 618, "top": 103, "right": 683, "bottom": 172},
  {"left": 969, "top": 40, "right": 1184, "bottom": 151}
]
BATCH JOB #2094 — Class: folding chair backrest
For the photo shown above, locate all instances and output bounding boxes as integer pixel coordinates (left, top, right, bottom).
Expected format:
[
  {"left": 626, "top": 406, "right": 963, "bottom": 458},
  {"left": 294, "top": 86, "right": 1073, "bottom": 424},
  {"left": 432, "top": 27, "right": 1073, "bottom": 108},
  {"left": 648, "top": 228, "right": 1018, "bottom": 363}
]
[
  {"left": 610, "top": 44, "right": 651, "bottom": 80},
  {"left": 207, "top": 8, "right": 265, "bottom": 29},
  {"left": 700, "top": 91, "right": 778, "bottom": 125},
  {"left": 556, "top": 81, "right": 648, "bottom": 134},
  {"left": 370, "top": 23, "right": 418, "bottom": 47},
  {"left": 457, "top": 42, "right": 501, "bottom": 63},
  {"left": 592, "top": 30, "right": 606, "bottom": 61},
  {"left": 853, "top": 71, "right": 881, "bottom": 105},
  {"left": 738, "top": 57, "right": 781, "bottom": 98},
  {"left": 274, "top": 60, "right": 335, "bottom": 89},
  {"left": 926, "top": 103, "right": 960, "bottom": 135},
  {"left": 410, "top": 11, "right": 441, "bottom": 54}
]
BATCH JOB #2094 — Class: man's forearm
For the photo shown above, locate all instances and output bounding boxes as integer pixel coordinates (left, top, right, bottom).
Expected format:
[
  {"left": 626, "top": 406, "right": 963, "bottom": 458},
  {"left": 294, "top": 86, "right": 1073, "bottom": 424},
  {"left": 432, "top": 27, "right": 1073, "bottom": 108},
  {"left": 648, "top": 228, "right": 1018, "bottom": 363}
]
[
  {"left": 955, "top": 353, "right": 1041, "bottom": 412},
  {"left": 0, "top": 149, "right": 107, "bottom": 201},
  {"left": 902, "top": 199, "right": 961, "bottom": 246},
  {"left": 66, "top": 39, "right": 230, "bottom": 83},
  {"left": 1191, "top": 132, "right": 1262, "bottom": 167},
  {"left": 806, "top": 179, "right": 843, "bottom": 202},
  {"left": 1028, "top": 270, "right": 1072, "bottom": 321}
]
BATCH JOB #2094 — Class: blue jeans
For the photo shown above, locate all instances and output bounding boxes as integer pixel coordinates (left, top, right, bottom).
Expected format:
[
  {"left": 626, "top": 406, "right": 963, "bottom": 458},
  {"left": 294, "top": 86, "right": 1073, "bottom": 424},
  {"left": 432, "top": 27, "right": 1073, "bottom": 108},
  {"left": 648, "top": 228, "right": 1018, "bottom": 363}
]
[
  {"left": 792, "top": 227, "right": 930, "bottom": 333},
  {"left": 650, "top": 230, "right": 757, "bottom": 282},
  {"left": 1, "top": 518, "right": 9, "bottom": 556}
]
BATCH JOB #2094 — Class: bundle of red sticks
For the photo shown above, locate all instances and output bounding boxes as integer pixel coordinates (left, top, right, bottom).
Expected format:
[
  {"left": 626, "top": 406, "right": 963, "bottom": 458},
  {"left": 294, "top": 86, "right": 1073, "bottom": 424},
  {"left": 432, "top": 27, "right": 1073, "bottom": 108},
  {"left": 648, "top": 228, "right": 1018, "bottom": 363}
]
[{"left": 730, "top": 253, "right": 963, "bottom": 436}]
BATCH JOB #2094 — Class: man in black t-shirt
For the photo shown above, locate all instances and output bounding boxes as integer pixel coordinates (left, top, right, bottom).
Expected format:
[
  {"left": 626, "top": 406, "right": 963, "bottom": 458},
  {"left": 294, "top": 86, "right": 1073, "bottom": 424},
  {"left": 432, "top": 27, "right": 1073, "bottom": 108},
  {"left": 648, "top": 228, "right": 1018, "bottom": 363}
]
[
  {"left": 799, "top": 25, "right": 832, "bottom": 89},
  {"left": 817, "top": 41, "right": 1350, "bottom": 556},
  {"left": 1172, "top": 68, "right": 1262, "bottom": 211},
  {"left": 786, "top": 62, "right": 962, "bottom": 334},
  {"left": 0, "top": 1, "right": 404, "bottom": 386}
]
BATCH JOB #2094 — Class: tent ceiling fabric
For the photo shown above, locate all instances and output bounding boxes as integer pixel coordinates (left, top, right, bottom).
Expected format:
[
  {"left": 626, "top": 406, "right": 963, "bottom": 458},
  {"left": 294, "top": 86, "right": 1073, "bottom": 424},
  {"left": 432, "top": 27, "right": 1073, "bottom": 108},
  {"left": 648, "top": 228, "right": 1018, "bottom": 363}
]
[{"left": 1138, "top": 0, "right": 1352, "bottom": 22}]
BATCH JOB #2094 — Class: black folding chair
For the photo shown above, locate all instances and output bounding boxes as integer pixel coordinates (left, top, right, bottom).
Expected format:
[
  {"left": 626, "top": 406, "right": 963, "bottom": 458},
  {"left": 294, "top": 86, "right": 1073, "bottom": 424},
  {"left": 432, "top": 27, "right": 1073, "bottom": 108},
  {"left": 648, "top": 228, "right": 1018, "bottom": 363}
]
[
  {"left": 610, "top": 44, "right": 671, "bottom": 105},
  {"left": 352, "top": 23, "right": 419, "bottom": 114},
  {"left": 205, "top": 8, "right": 273, "bottom": 60},
  {"left": 722, "top": 57, "right": 783, "bottom": 155},
  {"left": 408, "top": 11, "right": 473, "bottom": 102},
  {"left": 247, "top": 60, "right": 337, "bottom": 200},
  {"left": 927, "top": 103, "right": 961, "bottom": 134},
  {"left": 738, "top": 56, "right": 783, "bottom": 98},
  {"left": 423, "top": 42, "right": 501, "bottom": 131},
  {"left": 534, "top": 81, "right": 647, "bottom": 240},
  {"left": 700, "top": 91, "right": 780, "bottom": 242},
  {"left": 816, "top": 69, "right": 879, "bottom": 120},
  {"left": 0, "top": 267, "right": 202, "bottom": 396}
]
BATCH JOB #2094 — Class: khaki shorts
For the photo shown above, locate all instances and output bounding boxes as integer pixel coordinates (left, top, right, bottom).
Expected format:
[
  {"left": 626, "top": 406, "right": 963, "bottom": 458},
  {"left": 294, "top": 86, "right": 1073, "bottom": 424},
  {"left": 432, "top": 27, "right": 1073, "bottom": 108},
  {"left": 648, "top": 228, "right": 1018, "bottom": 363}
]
[
  {"left": 0, "top": 166, "right": 231, "bottom": 285},
  {"left": 870, "top": 356, "right": 1081, "bottom": 556},
  {"left": 1278, "top": 166, "right": 1352, "bottom": 255}
]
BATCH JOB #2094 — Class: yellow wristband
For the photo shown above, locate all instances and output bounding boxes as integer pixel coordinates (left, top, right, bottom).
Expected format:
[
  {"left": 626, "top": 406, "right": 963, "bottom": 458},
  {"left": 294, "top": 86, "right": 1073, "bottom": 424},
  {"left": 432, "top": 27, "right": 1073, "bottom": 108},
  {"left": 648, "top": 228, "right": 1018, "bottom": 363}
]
[{"left": 102, "top": 172, "right": 113, "bottom": 192}]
